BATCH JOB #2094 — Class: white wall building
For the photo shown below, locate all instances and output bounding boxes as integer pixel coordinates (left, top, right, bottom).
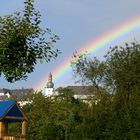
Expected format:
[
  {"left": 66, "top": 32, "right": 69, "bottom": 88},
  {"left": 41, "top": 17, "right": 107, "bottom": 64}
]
[{"left": 43, "top": 73, "right": 54, "bottom": 96}]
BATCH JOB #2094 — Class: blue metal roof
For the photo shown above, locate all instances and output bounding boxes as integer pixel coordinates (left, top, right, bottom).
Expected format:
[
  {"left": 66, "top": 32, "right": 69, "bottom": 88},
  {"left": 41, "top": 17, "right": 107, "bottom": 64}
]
[
  {"left": 0, "top": 100, "right": 26, "bottom": 122},
  {"left": 0, "top": 100, "right": 15, "bottom": 117}
]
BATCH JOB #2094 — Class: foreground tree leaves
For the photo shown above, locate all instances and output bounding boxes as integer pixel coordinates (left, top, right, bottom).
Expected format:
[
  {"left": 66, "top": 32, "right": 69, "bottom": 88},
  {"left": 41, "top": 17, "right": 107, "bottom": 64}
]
[{"left": 0, "top": 0, "right": 60, "bottom": 82}]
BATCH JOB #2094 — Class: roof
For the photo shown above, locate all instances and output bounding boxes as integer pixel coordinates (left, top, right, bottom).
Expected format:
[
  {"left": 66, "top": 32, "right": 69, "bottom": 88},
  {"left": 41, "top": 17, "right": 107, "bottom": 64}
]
[
  {"left": 0, "top": 88, "right": 11, "bottom": 94},
  {"left": 66, "top": 86, "right": 98, "bottom": 95},
  {"left": 0, "top": 89, "right": 4, "bottom": 93},
  {"left": 0, "top": 100, "right": 27, "bottom": 122},
  {"left": 10, "top": 88, "right": 34, "bottom": 100},
  {"left": 0, "top": 88, "right": 34, "bottom": 100}
]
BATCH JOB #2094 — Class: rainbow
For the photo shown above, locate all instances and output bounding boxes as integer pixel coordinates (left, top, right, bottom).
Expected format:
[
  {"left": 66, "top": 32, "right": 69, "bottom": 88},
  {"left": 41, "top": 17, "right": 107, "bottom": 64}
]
[{"left": 34, "top": 16, "right": 140, "bottom": 90}]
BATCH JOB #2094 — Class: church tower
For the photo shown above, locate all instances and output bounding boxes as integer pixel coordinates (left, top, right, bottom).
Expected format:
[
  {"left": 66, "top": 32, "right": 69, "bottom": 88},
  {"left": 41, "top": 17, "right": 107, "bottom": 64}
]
[
  {"left": 46, "top": 73, "right": 54, "bottom": 88},
  {"left": 44, "top": 73, "right": 54, "bottom": 96}
]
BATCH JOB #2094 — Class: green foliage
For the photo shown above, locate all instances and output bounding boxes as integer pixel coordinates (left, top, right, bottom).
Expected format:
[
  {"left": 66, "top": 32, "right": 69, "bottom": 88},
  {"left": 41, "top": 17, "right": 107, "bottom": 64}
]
[
  {"left": 71, "top": 52, "right": 106, "bottom": 92},
  {"left": 105, "top": 43, "right": 140, "bottom": 95},
  {"left": 22, "top": 90, "right": 87, "bottom": 140},
  {"left": 71, "top": 42, "right": 140, "bottom": 140},
  {"left": 0, "top": 0, "right": 60, "bottom": 82},
  {"left": 18, "top": 42, "right": 140, "bottom": 140}
]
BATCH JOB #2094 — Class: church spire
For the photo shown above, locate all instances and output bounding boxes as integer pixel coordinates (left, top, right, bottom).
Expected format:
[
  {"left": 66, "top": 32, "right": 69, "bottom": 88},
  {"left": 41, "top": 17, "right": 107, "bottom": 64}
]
[{"left": 46, "top": 72, "right": 54, "bottom": 88}]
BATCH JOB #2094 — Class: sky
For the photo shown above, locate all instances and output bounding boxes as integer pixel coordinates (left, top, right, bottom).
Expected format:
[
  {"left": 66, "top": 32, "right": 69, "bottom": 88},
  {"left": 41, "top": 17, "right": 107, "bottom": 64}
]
[{"left": 0, "top": 0, "right": 140, "bottom": 90}]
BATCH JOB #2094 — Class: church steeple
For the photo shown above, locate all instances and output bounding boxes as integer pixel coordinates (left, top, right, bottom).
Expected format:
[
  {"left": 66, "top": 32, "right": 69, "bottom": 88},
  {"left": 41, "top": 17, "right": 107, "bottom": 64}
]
[{"left": 46, "top": 72, "right": 54, "bottom": 88}]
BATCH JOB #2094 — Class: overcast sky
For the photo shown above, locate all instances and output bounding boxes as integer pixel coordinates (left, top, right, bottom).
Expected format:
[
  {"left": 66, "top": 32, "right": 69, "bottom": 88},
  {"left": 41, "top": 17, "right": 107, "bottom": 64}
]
[{"left": 0, "top": 0, "right": 140, "bottom": 90}]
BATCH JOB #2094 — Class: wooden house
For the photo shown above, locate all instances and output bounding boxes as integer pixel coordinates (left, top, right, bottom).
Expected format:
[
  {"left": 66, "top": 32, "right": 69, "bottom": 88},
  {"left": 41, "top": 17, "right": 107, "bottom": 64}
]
[{"left": 0, "top": 100, "right": 27, "bottom": 140}]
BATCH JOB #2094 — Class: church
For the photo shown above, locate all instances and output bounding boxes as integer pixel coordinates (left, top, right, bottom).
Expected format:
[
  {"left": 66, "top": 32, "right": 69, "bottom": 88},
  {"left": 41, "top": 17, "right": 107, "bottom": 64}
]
[
  {"left": 43, "top": 73, "right": 56, "bottom": 96},
  {"left": 43, "top": 73, "right": 95, "bottom": 102}
]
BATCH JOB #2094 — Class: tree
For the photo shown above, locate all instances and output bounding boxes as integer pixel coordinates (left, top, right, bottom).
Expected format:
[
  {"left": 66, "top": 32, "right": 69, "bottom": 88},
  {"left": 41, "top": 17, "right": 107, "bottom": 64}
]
[
  {"left": 104, "top": 43, "right": 140, "bottom": 139},
  {"left": 0, "top": 0, "right": 60, "bottom": 82},
  {"left": 23, "top": 89, "right": 89, "bottom": 140},
  {"left": 71, "top": 52, "right": 107, "bottom": 96},
  {"left": 71, "top": 42, "right": 140, "bottom": 139},
  {"left": 104, "top": 43, "right": 140, "bottom": 96}
]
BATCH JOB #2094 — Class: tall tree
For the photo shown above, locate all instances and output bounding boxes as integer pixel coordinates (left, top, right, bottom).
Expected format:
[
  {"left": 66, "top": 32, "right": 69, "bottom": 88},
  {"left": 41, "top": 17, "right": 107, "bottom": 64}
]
[
  {"left": 71, "top": 52, "right": 107, "bottom": 96},
  {"left": 71, "top": 42, "right": 140, "bottom": 139},
  {"left": 0, "top": 0, "right": 60, "bottom": 82},
  {"left": 104, "top": 43, "right": 140, "bottom": 96}
]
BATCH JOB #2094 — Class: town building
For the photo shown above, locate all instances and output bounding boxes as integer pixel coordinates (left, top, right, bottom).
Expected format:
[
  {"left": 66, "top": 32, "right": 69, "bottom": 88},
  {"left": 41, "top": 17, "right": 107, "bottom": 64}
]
[
  {"left": 0, "top": 88, "right": 33, "bottom": 107},
  {"left": 43, "top": 73, "right": 58, "bottom": 96},
  {"left": 43, "top": 73, "right": 97, "bottom": 102}
]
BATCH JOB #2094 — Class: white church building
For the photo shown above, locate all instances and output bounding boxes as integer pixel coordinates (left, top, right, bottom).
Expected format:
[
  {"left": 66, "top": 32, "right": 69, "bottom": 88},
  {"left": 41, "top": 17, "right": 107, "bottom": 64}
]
[
  {"left": 43, "top": 73, "right": 57, "bottom": 96},
  {"left": 42, "top": 73, "right": 96, "bottom": 103}
]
